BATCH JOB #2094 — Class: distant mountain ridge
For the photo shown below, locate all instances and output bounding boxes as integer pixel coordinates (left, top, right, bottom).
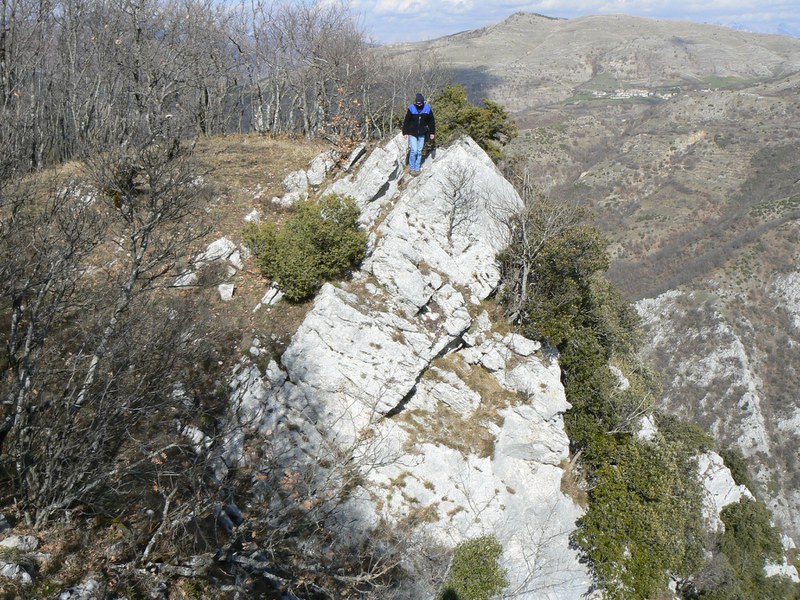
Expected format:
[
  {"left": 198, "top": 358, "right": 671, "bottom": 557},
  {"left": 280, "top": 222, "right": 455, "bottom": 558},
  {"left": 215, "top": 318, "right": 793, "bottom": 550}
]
[{"left": 387, "top": 11, "right": 800, "bottom": 114}]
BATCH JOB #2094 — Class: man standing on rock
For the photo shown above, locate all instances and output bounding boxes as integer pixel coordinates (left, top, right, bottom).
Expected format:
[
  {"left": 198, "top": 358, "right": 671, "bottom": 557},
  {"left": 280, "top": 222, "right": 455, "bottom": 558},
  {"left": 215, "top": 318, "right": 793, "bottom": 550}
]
[{"left": 402, "top": 93, "right": 436, "bottom": 175}]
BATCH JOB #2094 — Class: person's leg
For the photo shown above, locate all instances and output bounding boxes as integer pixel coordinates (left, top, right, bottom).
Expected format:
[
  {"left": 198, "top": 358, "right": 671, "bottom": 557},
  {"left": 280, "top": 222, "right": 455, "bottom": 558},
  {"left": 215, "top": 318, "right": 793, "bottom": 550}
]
[
  {"left": 408, "top": 135, "right": 423, "bottom": 171},
  {"left": 407, "top": 135, "right": 417, "bottom": 171}
]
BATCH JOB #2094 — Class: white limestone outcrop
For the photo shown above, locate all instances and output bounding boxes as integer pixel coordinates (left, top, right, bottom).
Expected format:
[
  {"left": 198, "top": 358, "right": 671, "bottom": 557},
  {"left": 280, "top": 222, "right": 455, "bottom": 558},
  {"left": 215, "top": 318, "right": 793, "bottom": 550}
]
[
  {"left": 697, "top": 452, "right": 800, "bottom": 582},
  {"left": 174, "top": 236, "right": 242, "bottom": 288},
  {"left": 221, "top": 135, "right": 592, "bottom": 598},
  {"left": 697, "top": 451, "right": 754, "bottom": 532},
  {"left": 770, "top": 271, "right": 800, "bottom": 331}
]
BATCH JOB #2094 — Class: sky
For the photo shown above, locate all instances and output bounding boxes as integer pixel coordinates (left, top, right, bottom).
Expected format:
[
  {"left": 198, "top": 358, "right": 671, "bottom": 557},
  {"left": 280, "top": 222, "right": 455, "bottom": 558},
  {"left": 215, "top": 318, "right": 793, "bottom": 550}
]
[{"left": 348, "top": 0, "right": 800, "bottom": 44}]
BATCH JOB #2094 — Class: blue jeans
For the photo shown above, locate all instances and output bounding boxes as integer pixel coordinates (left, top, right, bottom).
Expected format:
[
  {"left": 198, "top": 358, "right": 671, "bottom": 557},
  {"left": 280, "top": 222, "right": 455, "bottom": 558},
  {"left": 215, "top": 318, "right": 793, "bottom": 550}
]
[{"left": 408, "top": 135, "right": 425, "bottom": 171}]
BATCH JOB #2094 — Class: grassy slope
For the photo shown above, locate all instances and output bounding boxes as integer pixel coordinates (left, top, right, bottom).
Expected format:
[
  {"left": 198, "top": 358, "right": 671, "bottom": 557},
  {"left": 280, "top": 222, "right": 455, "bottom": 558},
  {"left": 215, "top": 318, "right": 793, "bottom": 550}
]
[{"left": 190, "top": 135, "right": 329, "bottom": 362}]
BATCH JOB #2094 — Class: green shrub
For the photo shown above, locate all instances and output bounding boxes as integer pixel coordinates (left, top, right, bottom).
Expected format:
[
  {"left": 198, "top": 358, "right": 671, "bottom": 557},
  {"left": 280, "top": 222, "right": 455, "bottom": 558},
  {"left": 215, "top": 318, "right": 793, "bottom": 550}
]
[
  {"left": 719, "top": 498, "right": 782, "bottom": 576},
  {"left": 439, "top": 535, "right": 508, "bottom": 600},
  {"left": 719, "top": 447, "right": 753, "bottom": 489},
  {"left": 693, "top": 497, "right": 800, "bottom": 599},
  {"left": 433, "top": 85, "right": 517, "bottom": 162},
  {"left": 499, "top": 205, "right": 712, "bottom": 599},
  {"left": 574, "top": 437, "right": 706, "bottom": 600},
  {"left": 243, "top": 194, "right": 367, "bottom": 302},
  {"left": 518, "top": 223, "right": 646, "bottom": 461},
  {"left": 656, "top": 413, "right": 714, "bottom": 452}
]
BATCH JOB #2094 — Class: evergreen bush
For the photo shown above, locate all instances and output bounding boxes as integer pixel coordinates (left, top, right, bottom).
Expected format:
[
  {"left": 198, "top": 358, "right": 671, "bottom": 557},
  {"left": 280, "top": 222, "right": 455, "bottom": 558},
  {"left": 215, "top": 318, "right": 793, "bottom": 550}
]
[
  {"left": 243, "top": 194, "right": 367, "bottom": 302},
  {"left": 498, "top": 202, "right": 710, "bottom": 598},
  {"left": 655, "top": 413, "right": 714, "bottom": 452},
  {"left": 432, "top": 85, "right": 517, "bottom": 162},
  {"left": 719, "top": 498, "right": 783, "bottom": 579},
  {"left": 574, "top": 437, "right": 705, "bottom": 599},
  {"left": 719, "top": 447, "right": 753, "bottom": 489},
  {"left": 439, "top": 535, "right": 508, "bottom": 600},
  {"left": 693, "top": 497, "right": 800, "bottom": 598},
  {"left": 501, "top": 207, "right": 798, "bottom": 599}
]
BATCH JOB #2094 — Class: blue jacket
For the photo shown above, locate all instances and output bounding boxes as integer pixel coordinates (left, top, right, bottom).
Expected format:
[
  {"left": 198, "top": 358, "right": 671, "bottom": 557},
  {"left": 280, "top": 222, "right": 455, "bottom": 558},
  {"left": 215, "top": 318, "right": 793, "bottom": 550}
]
[{"left": 402, "top": 102, "right": 436, "bottom": 138}]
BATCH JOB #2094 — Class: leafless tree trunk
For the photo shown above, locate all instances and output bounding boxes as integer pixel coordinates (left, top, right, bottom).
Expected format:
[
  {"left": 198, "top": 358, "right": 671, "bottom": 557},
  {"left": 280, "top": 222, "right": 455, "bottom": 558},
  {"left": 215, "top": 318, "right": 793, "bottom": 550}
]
[
  {"left": 0, "top": 0, "right": 418, "bottom": 167},
  {"left": 495, "top": 162, "right": 583, "bottom": 322},
  {"left": 440, "top": 164, "right": 480, "bottom": 243}
]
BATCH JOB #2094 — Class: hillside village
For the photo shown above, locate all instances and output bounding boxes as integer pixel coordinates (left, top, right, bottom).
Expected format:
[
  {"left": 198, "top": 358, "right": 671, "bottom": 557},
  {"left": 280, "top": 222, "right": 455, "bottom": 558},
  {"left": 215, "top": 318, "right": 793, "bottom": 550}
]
[{"left": 2, "top": 3, "right": 800, "bottom": 599}]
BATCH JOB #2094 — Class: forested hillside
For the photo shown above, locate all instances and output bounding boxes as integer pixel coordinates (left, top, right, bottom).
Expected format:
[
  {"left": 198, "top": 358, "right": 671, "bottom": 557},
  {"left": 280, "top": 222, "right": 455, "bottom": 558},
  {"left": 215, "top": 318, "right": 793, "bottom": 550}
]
[{"left": 0, "top": 0, "right": 453, "bottom": 172}]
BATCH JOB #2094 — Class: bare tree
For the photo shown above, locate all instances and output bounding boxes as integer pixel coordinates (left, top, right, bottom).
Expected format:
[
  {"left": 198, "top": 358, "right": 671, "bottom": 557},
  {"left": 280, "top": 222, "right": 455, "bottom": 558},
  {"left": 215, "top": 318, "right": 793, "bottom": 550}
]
[
  {"left": 495, "top": 162, "right": 583, "bottom": 323},
  {"left": 0, "top": 175, "right": 104, "bottom": 463},
  {"left": 1, "top": 0, "right": 432, "bottom": 169},
  {"left": 0, "top": 133, "right": 212, "bottom": 528},
  {"left": 372, "top": 50, "right": 451, "bottom": 137},
  {"left": 439, "top": 164, "right": 480, "bottom": 243},
  {"left": 502, "top": 500, "right": 586, "bottom": 599}
]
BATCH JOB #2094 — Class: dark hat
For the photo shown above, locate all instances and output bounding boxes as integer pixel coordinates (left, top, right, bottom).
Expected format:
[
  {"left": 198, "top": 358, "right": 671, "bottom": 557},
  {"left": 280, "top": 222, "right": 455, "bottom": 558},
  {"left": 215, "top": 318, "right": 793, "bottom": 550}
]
[{"left": 415, "top": 93, "right": 425, "bottom": 104}]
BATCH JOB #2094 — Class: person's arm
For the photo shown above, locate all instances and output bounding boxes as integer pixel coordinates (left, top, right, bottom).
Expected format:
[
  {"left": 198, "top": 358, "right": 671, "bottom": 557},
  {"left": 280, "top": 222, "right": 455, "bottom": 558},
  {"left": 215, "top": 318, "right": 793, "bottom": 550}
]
[
  {"left": 428, "top": 110, "right": 435, "bottom": 140},
  {"left": 402, "top": 109, "right": 412, "bottom": 137}
]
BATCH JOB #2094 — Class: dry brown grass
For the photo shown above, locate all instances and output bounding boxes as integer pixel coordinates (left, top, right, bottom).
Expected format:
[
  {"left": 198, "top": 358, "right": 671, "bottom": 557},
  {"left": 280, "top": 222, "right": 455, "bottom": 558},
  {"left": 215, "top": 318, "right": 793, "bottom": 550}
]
[
  {"left": 185, "top": 135, "right": 332, "bottom": 361},
  {"left": 67, "top": 135, "right": 330, "bottom": 372},
  {"left": 476, "top": 297, "right": 514, "bottom": 335},
  {"left": 395, "top": 354, "right": 522, "bottom": 459},
  {"left": 432, "top": 354, "right": 518, "bottom": 407},
  {"left": 192, "top": 134, "right": 329, "bottom": 240},
  {"left": 402, "top": 503, "right": 440, "bottom": 526},
  {"left": 560, "top": 458, "right": 590, "bottom": 508},
  {"left": 0, "top": 134, "right": 352, "bottom": 597}
]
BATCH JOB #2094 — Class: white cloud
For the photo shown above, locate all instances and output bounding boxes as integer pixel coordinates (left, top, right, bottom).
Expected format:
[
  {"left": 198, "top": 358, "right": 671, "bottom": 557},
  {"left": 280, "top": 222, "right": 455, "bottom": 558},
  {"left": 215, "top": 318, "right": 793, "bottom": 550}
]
[
  {"left": 369, "top": 0, "right": 476, "bottom": 15},
  {"left": 372, "top": 0, "right": 424, "bottom": 14}
]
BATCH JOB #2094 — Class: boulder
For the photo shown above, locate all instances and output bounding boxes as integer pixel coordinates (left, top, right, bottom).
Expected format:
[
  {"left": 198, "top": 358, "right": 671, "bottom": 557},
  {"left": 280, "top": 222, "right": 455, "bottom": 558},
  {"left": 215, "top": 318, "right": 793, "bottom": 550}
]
[
  {"left": 174, "top": 237, "right": 241, "bottom": 287},
  {"left": 0, "top": 534, "right": 39, "bottom": 552},
  {"left": 307, "top": 150, "right": 337, "bottom": 186},
  {"left": 218, "top": 283, "right": 235, "bottom": 302},
  {"left": 0, "top": 514, "right": 10, "bottom": 534},
  {"left": 282, "top": 169, "right": 308, "bottom": 196},
  {"left": 197, "top": 237, "right": 237, "bottom": 264},
  {"left": 342, "top": 142, "right": 367, "bottom": 171},
  {"left": 0, "top": 561, "right": 32, "bottom": 585},
  {"left": 256, "top": 284, "right": 284, "bottom": 309}
]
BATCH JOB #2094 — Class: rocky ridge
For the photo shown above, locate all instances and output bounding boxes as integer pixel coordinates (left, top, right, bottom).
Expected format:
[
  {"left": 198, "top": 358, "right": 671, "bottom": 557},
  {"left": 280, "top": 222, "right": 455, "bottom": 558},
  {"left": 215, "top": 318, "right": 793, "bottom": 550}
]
[
  {"left": 213, "top": 135, "right": 791, "bottom": 596},
  {"left": 221, "top": 135, "right": 592, "bottom": 598},
  {"left": 1, "top": 134, "right": 794, "bottom": 596}
]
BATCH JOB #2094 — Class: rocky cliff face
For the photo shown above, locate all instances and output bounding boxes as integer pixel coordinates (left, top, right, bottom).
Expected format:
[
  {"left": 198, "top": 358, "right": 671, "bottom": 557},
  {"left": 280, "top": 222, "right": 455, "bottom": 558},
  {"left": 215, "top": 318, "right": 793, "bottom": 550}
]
[
  {"left": 221, "top": 135, "right": 592, "bottom": 598},
  {"left": 637, "top": 284, "right": 800, "bottom": 544}
]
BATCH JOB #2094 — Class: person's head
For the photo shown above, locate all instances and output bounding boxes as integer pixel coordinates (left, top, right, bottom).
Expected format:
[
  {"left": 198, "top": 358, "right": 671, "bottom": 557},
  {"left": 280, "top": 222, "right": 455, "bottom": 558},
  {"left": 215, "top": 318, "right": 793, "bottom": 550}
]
[{"left": 415, "top": 93, "right": 425, "bottom": 107}]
